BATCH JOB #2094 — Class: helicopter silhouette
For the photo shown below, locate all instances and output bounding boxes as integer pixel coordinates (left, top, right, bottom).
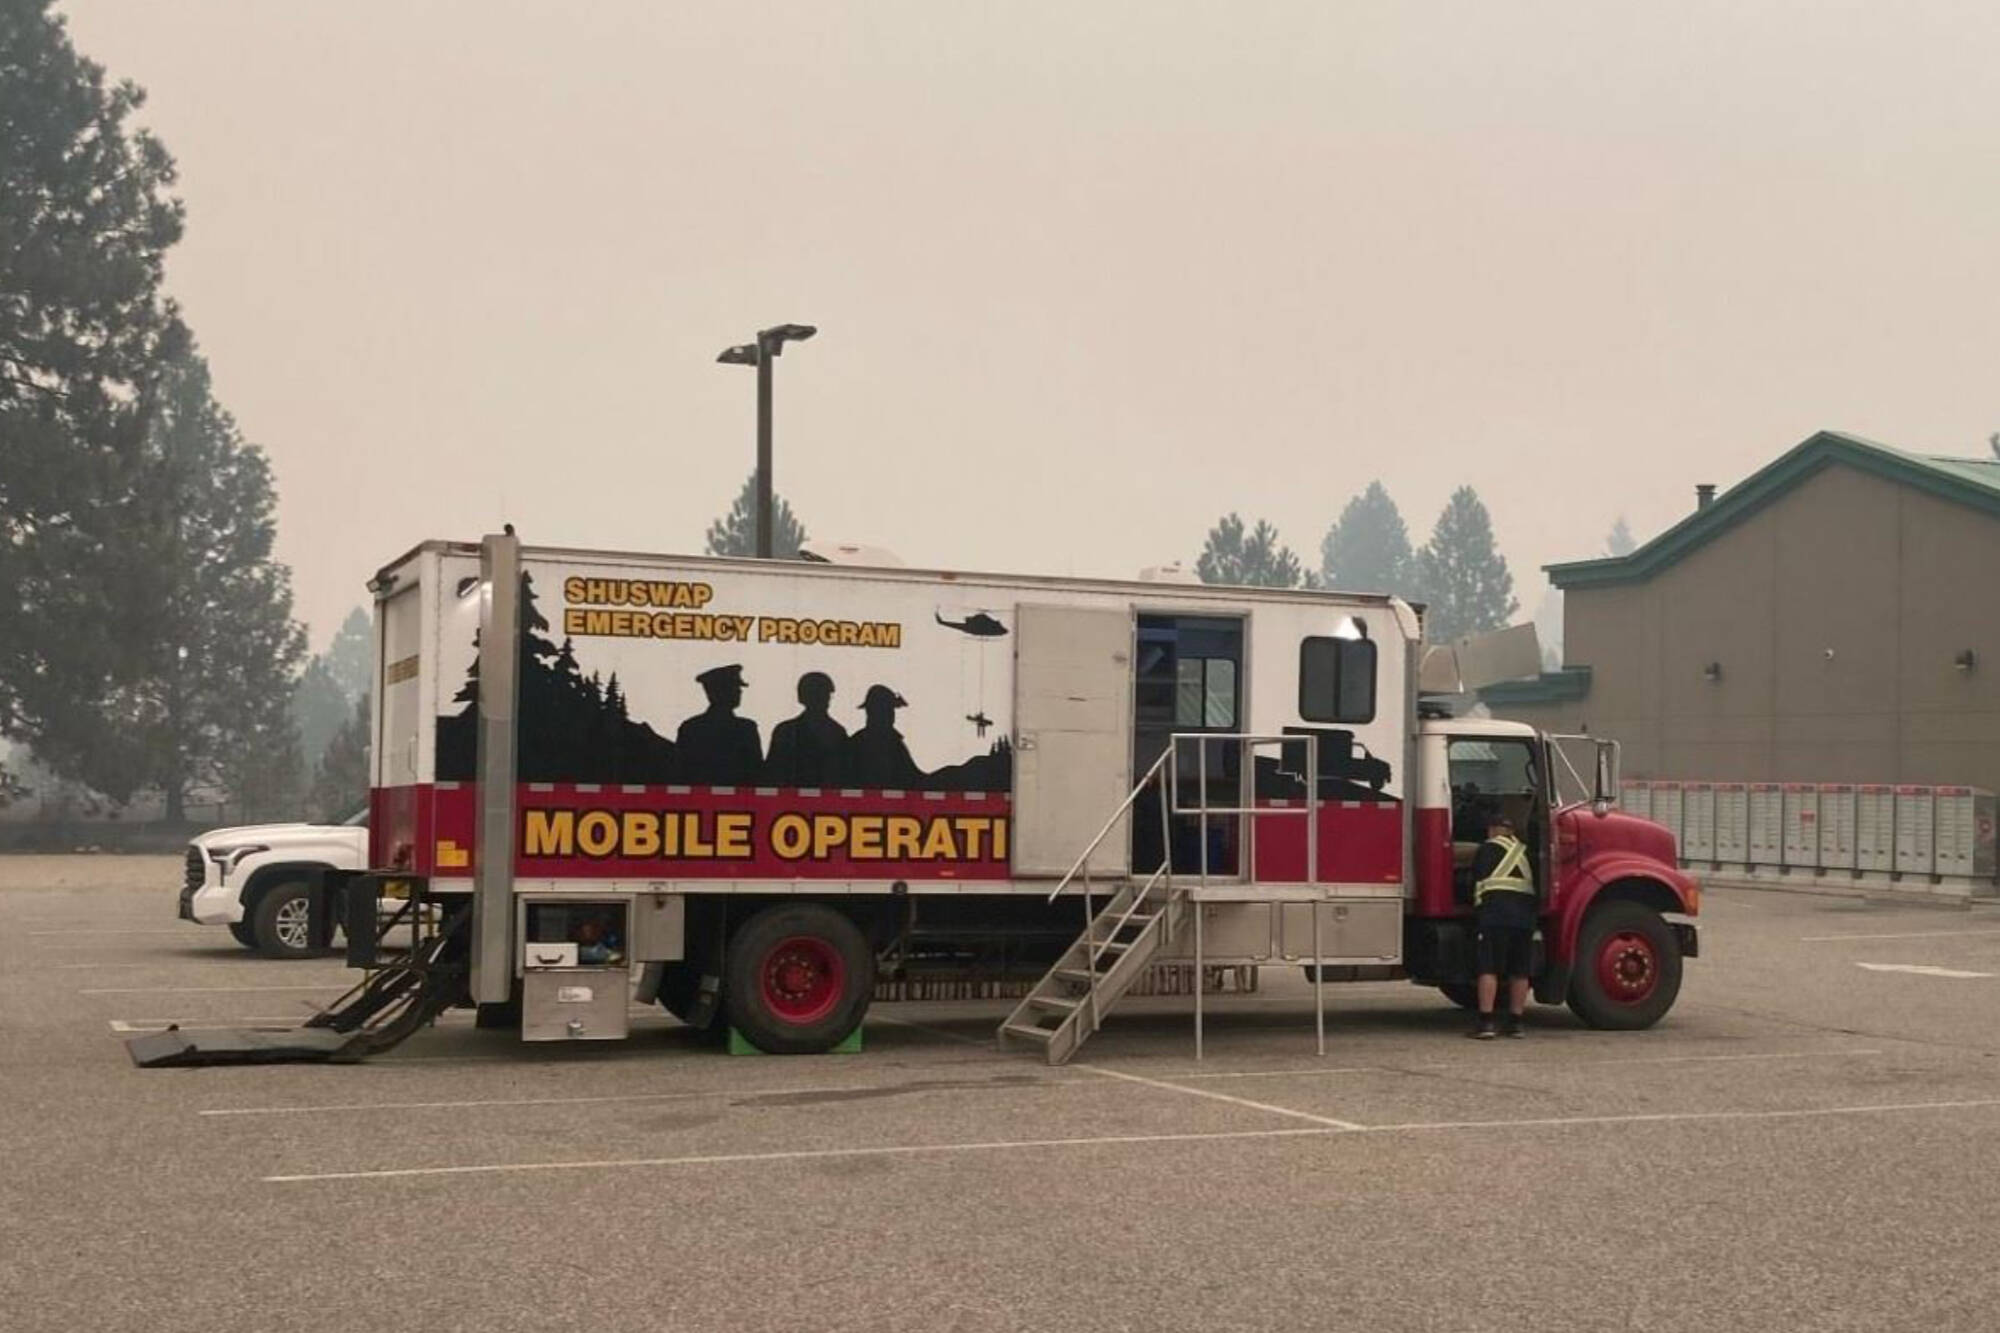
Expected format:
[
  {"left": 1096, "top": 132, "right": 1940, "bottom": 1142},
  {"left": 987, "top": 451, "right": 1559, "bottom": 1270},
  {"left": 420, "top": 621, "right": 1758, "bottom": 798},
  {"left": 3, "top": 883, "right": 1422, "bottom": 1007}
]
[{"left": 936, "top": 610, "right": 1008, "bottom": 638}]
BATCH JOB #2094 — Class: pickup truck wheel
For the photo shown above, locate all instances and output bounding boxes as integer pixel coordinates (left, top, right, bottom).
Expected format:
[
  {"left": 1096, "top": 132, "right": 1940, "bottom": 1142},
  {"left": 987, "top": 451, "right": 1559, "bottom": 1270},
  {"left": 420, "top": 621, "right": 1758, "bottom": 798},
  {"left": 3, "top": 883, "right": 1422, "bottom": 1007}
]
[
  {"left": 723, "top": 904, "right": 873, "bottom": 1054},
  {"left": 250, "top": 882, "right": 320, "bottom": 959},
  {"left": 1566, "top": 901, "right": 1681, "bottom": 1030},
  {"left": 227, "top": 921, "right": 258, "bottom": 949}
]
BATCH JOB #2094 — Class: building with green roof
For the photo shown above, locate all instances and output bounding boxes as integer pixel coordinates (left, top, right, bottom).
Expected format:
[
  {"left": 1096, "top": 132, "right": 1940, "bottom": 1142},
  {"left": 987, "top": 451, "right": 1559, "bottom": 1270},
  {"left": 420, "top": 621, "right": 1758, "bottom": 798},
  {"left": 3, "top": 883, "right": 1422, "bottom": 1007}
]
[{"left": 1481, "top": 431, "right": 2000, "bottom": 793}]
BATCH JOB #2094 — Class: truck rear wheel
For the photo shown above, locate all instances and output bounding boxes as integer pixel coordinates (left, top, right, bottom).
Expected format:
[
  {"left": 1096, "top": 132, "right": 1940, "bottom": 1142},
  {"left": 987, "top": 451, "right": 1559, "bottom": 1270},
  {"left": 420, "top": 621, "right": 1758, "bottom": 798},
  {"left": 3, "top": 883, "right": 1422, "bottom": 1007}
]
[
  {"left": 723, "top": 904, "right": 873, "bottom": 1054},
  {"left": 1566, "top": 901, "right": 1681, "bottom": 1030}
]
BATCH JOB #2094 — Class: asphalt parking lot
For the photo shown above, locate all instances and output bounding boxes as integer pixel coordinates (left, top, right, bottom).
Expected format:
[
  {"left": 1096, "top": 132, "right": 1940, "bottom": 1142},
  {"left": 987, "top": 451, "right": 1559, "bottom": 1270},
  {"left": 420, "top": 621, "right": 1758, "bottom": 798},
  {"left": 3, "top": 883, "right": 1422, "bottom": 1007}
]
[{"left": 4, "top": 857, "right": 1999, "bottom": 1333}]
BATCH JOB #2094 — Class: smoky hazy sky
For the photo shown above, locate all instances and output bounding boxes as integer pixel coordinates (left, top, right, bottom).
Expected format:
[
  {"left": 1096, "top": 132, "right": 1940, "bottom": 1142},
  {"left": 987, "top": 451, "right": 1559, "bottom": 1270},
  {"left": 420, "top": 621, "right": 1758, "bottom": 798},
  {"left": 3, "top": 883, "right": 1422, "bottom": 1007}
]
[{"left": 58, "top": 1, "right": 2000, "bottom": 650}]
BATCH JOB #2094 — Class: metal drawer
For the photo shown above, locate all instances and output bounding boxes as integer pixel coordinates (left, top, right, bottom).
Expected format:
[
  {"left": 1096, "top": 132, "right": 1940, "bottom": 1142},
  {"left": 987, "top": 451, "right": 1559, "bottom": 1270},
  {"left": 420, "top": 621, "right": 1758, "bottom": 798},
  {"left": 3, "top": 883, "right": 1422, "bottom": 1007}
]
[{"left": 522, "top": 967, "right": 630, "bottom": 1042}]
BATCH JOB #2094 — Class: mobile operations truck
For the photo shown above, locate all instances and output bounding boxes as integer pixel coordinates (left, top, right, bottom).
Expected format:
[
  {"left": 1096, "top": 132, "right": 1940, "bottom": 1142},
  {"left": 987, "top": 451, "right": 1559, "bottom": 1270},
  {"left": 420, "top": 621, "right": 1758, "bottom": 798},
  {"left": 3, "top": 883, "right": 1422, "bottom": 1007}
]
[{"left": 128, "top": 532, "right": 1698, "bottom": 1067}]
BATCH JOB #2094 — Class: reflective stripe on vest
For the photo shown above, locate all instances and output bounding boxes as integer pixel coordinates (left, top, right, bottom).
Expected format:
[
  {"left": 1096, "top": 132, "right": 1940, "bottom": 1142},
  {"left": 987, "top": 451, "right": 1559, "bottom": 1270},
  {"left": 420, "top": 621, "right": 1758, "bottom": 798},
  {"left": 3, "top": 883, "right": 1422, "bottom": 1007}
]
[{"left": 1474, "top": 834, "right": 1534, "bottom": 903}]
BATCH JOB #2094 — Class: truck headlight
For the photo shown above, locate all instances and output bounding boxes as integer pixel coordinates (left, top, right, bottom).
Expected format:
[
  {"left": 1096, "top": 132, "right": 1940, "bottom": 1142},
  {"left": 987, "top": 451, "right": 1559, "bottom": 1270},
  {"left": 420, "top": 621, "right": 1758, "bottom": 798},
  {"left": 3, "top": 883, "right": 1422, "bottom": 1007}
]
[{"left": 206, "top": 844, "right": 269, "bottom": 881}]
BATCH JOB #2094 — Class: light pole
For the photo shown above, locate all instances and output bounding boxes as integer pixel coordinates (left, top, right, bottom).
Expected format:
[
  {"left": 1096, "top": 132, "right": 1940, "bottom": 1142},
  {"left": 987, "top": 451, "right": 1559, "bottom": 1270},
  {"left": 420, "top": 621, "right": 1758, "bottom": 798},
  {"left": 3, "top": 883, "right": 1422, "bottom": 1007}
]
[{"left": 717, "top": 323, "right": 817, "bottom": 557}]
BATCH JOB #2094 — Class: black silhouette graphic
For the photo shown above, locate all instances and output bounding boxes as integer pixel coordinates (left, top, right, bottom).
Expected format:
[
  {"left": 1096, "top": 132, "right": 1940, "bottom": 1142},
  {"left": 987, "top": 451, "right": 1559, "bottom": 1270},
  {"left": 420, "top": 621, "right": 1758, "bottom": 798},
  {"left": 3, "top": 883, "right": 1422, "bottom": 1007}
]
[
  {"left": 936, "top": 610, "right": 1008, "bottom": 637},
  {"left": 437, "top": 576, "right": 1012, "bottom": 792},
  {"left": 676, "top": 664, "right": 763, "bottom": 786},
  {"left": 765, "top": 672, "right": 849, "bottom": 787},
  {"left": 436, "top": 573, "right": 679, "bottom": 782},
  {"left": 841, "top": 685, "right": 924, "bottom": 789},
  {"left": 1254, "top": 726, "right": 1396, "bottom": 804}
]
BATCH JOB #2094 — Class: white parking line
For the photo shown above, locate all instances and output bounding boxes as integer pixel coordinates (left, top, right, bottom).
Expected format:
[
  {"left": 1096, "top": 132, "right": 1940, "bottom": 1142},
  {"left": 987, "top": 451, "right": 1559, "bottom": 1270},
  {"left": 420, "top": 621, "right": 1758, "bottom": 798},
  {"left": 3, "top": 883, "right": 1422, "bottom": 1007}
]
[
  {"left": 1802, "top": 929, "right": 2000, "bottom": 942},
  {"left": 30, "top": 929, "right": 193, "bottom": 937},
  {"left": 1854, "top": 963, "right": 1995, "bottom": 979},
  {"left": 263, "top": 1096, "right": 2000, "bottom": 1184},
  {"left": 1083, "top": 1065, "right": 1366, "bottom": 1130},
  {"left": 1170, "top": 1048, "right": 1887, "bottom": 1081}
]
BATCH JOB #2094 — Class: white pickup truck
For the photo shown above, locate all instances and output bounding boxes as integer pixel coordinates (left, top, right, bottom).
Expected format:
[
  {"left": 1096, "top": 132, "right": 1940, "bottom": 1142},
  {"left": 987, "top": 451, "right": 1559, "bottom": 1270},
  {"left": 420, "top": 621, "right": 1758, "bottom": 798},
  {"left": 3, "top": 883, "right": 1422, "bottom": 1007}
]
[{"left": 178, "top": 811, "right": 368, "bottom": 957}]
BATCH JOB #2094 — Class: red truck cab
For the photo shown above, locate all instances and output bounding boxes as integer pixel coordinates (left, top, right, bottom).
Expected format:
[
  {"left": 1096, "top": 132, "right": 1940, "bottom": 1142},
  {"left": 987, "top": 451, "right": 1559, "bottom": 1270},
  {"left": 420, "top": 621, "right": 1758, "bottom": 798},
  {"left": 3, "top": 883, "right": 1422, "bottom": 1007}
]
[{"left": 1408, "top": 718, "right": 1699, "bottom": 1027}]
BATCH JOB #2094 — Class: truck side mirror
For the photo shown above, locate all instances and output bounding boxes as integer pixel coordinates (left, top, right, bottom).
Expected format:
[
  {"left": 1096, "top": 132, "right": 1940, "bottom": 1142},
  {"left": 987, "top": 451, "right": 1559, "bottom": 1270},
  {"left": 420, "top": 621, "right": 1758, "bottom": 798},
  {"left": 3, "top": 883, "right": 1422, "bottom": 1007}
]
[{"left": 1592, "top": 744, "right": 1615, "bottom": 817}]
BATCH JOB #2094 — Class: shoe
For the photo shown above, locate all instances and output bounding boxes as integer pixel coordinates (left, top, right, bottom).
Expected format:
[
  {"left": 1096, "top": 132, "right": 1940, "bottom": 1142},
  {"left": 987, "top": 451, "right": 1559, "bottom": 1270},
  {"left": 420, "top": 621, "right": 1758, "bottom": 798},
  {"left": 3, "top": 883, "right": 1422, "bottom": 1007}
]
[
  {"left": 1501, "top": 1015, "right": 1524, "bottom": 1039},
  {"left": 1468, "top": 1016, "right": 1498, "bottom": 1040}
]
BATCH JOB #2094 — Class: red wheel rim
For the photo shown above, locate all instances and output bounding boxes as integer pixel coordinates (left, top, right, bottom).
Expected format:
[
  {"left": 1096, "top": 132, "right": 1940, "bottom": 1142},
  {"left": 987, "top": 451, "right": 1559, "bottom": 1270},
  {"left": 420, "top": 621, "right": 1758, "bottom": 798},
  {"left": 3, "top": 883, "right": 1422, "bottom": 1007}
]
[
  {"left": 1595, "top": 930, "right": 1659, "bottom": 1004},
  {"left": 760, "top": 935, "right": 846, "bottom": 1025}
]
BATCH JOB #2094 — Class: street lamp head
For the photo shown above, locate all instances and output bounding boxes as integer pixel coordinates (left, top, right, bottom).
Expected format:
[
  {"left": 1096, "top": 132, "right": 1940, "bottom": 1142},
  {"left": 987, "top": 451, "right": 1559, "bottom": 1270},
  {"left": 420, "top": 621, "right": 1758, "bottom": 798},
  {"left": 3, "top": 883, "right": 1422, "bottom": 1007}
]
[
  {"left": 716, "top": 343, "right": 761, "bottom": 366},
  {"left": 759, "top": 322, "right": 818, "bottom": 351}
]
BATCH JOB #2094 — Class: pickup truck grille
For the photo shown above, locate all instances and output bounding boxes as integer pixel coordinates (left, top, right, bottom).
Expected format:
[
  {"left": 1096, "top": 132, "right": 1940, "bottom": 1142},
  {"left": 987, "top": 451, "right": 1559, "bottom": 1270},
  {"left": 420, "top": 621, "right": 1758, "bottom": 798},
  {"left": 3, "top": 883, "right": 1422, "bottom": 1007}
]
[{"left": 183, "top": 846, "right": 205, "bottom": 892}]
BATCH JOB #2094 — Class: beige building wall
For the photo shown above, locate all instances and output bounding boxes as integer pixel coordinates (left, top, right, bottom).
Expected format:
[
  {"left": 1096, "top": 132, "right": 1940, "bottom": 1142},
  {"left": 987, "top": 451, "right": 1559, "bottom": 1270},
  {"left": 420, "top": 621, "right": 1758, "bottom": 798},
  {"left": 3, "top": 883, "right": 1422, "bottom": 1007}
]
[{"left": 1496, "top": 462, "right": 2000, "bottom": 793}]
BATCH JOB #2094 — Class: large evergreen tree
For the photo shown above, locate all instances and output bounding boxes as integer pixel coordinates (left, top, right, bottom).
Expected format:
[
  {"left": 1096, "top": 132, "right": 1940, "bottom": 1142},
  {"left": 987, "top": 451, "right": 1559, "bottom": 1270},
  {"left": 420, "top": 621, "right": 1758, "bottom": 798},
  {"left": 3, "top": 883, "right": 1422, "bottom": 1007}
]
[
  {"left": 0, "top": 0, "right": 185, "bottom": 770},
  {"left": 290, "top": 656, "right": 350, "bottom": 776},
  {"left": 110, "top": 343, "right": 306, "bottom": 819},
  {"left": 308, "top": 692, "right": 369, "bottom": 822},
  {"left": 1320, "top": 481, "right": 1419, "bottom": 597},
  {"left": 323, "top": 606, "right": 371, "bottom": 701},
  {"left": 1414, "top": 486, "right": 1517, "bottom": 642},
  {"left": 1605, "top": 515, "right": 1636, "bottom": 556},
  {"left": 1196, "top": 513, "right": 1309, "bottom": 588},
  {"left": 705, "top": 472, "right": 808, "bottom": 557}
]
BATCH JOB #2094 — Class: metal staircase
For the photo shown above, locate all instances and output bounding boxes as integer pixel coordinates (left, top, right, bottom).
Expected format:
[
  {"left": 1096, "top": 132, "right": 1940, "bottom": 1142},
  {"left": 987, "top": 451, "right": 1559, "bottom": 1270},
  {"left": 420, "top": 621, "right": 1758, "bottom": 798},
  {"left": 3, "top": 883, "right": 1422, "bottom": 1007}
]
[
  {"left": 997, "top": 870, "right": 1185, "bottom": 1064},
  {"left": 998, "top": 732, "right": 1326, "bottom": 1065}
]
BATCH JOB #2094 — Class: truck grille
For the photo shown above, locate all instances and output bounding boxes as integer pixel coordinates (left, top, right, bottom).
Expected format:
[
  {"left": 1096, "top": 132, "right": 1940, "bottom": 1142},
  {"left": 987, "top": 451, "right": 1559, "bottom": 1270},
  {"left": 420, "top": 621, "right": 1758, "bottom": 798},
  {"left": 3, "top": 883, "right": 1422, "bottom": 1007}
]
[{"left": 183, "top": 846, "right": 204, "bottom": 892}]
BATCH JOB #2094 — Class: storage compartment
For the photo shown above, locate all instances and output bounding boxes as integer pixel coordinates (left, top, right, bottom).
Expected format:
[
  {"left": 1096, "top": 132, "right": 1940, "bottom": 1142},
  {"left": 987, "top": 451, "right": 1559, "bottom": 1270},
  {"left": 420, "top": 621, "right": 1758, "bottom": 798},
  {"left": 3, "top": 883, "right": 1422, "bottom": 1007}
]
[
  {"left": 1781, "top": 784, "right": 1819, "bottom": 872},
  {"left": 1279, "top": 898, "right": 1401, "bottom": 963},
  {"left": 523, "top": 968, "right": 630, "bottom": 1041},
  {"left": 521, "top": 899, "right": 629, "bottom": 968}
]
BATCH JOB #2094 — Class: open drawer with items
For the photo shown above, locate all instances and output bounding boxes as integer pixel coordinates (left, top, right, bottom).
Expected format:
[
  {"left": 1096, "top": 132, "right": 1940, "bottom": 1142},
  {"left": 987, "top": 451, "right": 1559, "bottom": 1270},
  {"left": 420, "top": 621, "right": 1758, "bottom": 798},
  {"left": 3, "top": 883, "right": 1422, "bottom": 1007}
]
[{"left": 518, "top": 898, "right": 630, "bottom": 1041}]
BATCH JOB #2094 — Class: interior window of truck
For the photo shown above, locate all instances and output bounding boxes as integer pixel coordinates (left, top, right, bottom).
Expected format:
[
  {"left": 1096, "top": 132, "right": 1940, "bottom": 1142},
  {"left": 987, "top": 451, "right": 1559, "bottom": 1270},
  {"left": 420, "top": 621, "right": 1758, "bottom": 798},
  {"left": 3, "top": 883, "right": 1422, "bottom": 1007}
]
[
  {"left": 1299, "top": 636, "right": 1376, "bottom": 723},
  {"left": 1175, "top": 657, "right": 1237, "bottom": 728}
]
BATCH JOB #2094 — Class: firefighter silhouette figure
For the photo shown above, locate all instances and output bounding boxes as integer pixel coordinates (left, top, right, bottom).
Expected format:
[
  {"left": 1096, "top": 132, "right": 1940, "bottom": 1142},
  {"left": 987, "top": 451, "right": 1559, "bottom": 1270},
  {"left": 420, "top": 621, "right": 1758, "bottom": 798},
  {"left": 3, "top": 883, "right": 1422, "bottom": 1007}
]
[
  {"left": 842, "top": 684, "right": 924, "bottom": 790},
  {"left": 676, "top": 664, "right": 763, "bottom": 785},
  {"left": 764, "top": 671, "right": 849, "bottom": 788}
]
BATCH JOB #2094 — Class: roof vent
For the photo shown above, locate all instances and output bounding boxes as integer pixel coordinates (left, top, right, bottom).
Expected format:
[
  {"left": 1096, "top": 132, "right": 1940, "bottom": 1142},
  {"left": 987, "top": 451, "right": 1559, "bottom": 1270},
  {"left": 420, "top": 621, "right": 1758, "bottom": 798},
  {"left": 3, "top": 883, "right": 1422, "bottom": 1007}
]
[
  {"left": 1137, "top": 561, "right": 1201, "bottom": 585},
  {"left": 1695, "top": 484, "right": 1716, "bottom": 510}
]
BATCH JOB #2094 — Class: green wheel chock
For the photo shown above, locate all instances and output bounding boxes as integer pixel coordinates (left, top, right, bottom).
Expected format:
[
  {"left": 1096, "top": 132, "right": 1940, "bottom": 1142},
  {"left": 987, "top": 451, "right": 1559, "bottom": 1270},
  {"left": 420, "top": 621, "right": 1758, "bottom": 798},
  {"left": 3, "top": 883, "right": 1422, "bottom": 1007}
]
[{"left": 727, "top": 1025, "right": 863, "bottom": 1056}]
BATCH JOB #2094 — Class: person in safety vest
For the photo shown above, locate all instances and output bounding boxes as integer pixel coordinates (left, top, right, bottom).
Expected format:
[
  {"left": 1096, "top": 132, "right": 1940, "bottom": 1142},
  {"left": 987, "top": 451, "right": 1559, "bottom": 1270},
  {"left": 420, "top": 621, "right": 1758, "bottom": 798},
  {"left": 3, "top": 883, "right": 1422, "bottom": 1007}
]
[{"left": 1468, "top": 816, "right": 1537, "bottom": 1040}]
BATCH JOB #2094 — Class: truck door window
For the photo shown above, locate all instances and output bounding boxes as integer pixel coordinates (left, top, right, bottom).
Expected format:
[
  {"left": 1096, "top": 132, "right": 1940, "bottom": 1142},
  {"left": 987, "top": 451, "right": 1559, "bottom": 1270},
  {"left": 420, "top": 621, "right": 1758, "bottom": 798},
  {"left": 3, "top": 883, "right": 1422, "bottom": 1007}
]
[{"left": 1299, "top": 636, "right": 1376, "bottom": 724}]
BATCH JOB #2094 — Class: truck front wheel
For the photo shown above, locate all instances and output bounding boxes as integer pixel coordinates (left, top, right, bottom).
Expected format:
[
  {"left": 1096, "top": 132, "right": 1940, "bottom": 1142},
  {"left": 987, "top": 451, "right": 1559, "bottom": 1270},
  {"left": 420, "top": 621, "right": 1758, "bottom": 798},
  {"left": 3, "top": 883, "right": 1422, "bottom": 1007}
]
[
  {"left": 1566, "top": 901, "right": 1681, "bottom": 1030},
  {"left": 227, "top": 921, "right": 258, "bottom": 949},
  {"left": 723, "top": 904, "right": 874, "bottom": 1054},
  {"left": 250, "top": 882, "right": 317, "bottom": 959}
]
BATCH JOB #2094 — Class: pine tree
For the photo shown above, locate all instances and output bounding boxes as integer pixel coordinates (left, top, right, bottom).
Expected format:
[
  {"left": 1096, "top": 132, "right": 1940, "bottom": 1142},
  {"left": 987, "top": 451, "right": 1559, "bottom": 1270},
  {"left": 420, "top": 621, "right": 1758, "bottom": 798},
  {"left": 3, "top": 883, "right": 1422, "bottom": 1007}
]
[
  {"left": 0, "top": 1, "right": 185, "bottom": 771},
  {"left": 1606, "top": 515, "right": 1636, "bottom": 556},
  {"left": 1196, "top": 513, "right": 1307, "bottom": 588},
  {"left": 705, "top": 472, "right": 809, "bottom": 557},
  {"left": 323, "top": 607, "right": 371, "bottom": 702},
  {"left": 290, "top": 656, "right": 350, "bottom": 776},
  {"left": 308, "top": 692, "right": 370, "bottom": 822},
  {"left": 1415, "top": 487, "right": 1518, "bottom": 642},
  {"left": 1320, "top": 481, "right": 1419, "bottom": 597}
]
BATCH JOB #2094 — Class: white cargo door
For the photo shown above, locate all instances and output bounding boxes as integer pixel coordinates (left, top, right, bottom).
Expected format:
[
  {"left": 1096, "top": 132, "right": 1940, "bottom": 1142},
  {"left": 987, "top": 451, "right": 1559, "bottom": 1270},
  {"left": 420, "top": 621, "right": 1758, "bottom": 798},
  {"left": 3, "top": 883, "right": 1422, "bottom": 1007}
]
[{"left": 1011, "top": 605, "right": 1134, "bottom": 879}]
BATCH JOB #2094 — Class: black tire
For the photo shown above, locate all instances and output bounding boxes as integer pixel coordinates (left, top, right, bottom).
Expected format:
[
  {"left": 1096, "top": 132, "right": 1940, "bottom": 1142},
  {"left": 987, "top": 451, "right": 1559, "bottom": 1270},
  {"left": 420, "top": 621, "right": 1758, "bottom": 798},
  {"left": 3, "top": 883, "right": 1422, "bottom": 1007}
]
[
  {"left": 1566, "top": 900, "right": 1682, "bottom": 1030},
  {"left": 227, "top": 920, "right": 258, "bottom": 949},
  {"left": 722, "top": 903, "right": 874, "bottom": 1054},
  {"left": 1438, "top": 981, "right": 1478, "bottom": 1010},
  {"left": 250, "top": 881, "right": 319, "bottom": 958}
]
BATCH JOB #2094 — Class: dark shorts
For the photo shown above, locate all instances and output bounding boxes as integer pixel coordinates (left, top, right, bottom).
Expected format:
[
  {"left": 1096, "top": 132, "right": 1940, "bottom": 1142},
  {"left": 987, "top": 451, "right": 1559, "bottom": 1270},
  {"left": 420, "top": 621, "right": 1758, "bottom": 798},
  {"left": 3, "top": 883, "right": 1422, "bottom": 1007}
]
[{"left": 1475, "top": 923, "right": 1534, "bottom": 978}]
